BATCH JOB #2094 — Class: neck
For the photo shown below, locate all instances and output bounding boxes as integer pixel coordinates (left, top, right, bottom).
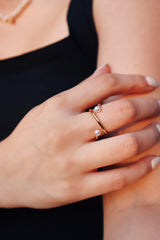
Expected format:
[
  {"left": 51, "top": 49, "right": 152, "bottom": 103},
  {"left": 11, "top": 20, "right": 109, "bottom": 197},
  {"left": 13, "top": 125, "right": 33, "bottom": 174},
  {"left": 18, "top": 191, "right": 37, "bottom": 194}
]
[{"left": 0, "top": 0, "right": 21, "bottom": 14}]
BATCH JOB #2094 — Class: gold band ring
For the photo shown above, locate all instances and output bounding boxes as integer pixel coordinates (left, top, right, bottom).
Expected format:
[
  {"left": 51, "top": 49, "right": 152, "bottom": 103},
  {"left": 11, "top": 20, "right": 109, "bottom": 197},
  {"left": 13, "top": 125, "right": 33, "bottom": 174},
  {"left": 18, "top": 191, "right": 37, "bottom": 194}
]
[{"left": 89, "top": 104, "right": 108, "bottom": 140}]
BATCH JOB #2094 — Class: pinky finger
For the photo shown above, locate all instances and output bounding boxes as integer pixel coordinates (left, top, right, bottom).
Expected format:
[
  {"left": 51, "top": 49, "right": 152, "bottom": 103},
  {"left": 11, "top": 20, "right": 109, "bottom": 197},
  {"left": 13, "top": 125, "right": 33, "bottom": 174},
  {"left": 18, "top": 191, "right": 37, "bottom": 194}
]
[{"left": 83, "top": 156, "right": 160, "bottom": 198}]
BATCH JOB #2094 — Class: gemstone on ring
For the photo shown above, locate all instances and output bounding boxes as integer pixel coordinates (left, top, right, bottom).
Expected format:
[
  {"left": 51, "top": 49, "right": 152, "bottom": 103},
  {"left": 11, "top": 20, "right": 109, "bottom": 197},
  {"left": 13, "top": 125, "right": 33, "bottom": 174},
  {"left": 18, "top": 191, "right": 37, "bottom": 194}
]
[
  {"left": 93, "top": 104, "right": 102, "bottom": 113},
  {"left": 95, "top": 129, "right": 101, "bottom": 137}
]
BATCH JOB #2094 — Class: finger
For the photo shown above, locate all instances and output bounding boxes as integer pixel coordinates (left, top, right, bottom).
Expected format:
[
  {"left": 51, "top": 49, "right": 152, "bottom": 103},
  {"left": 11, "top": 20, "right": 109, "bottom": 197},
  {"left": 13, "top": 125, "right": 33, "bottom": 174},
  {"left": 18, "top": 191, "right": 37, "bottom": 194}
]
[
  {"left": 93, "top": 64, "right": 111, "bottom": 77},
  {"left": 80, "top": 97, "right": 160, "bottom": 141},
  {"left": 66, "top": 64, "right": 158, "bottom": 112},
  {"left": 102, "top": 94, "right": 123, "bottom": 104},
  {"left": 76, "top": 123, "right": 160, "bottom": 171},
  {"left": 82, "top": 155, "right": 159, "bottom": 199}
]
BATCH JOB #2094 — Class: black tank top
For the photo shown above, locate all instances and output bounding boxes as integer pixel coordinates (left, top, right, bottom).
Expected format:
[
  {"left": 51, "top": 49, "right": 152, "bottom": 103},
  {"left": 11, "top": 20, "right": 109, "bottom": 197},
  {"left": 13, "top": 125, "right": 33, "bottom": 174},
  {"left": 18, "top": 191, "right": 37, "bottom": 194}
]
[{"left": 0, "top": 0, "right": 103, "bottom": 239}]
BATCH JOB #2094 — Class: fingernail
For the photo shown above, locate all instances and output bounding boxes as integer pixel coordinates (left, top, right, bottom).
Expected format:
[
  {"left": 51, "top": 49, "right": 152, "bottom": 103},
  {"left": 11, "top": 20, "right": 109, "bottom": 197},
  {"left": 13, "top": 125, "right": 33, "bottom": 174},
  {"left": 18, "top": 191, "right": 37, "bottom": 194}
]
[
  {"left": 94, "top": 64, "right": 110, "bottom": 73},
  {"left": 155, "top": 123, "right": 160, "bottom": 134},
  {"left": 145, "top": 76, "right": 159, "bottom": 87},
  {"left": 151, "top": 156, "right": 160, "bottom": 169}
]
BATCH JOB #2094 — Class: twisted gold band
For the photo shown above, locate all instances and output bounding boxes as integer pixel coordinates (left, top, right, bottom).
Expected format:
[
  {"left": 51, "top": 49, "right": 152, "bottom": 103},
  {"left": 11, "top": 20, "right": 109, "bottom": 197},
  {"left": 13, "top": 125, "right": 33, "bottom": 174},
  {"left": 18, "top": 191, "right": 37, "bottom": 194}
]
[{"left": 89, "top": 109, "right": 108, "bottom": 135}]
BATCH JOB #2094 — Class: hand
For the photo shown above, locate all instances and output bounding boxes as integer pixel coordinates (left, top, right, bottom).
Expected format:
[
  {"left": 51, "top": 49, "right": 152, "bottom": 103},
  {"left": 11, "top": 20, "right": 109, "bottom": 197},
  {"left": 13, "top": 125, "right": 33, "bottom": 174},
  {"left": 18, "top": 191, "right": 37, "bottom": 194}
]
[
  {"left": 102, "top": 67, "right": 160, "bottom": 215},
  {"left": 0, "top": 64, "right": 160, "bottom": 209}
]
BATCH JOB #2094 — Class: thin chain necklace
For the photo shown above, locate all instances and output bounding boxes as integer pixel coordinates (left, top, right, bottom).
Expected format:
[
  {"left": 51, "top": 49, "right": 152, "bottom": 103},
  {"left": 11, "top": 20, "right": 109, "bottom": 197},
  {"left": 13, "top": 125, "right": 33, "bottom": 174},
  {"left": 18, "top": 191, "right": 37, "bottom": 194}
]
[{"left": 0, "top": 0, "right": 32, "bottom": 24}]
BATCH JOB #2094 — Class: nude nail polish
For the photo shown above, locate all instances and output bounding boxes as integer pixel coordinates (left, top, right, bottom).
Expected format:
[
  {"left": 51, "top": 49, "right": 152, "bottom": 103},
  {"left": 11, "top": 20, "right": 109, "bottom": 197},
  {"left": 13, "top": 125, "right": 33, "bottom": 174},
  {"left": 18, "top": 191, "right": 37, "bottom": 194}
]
[
  {"left": 151, "top": 157, "right": 160, "bottom": 169},
  {"left": 145, "top": 76, "right": 159, "bottom": 87}
]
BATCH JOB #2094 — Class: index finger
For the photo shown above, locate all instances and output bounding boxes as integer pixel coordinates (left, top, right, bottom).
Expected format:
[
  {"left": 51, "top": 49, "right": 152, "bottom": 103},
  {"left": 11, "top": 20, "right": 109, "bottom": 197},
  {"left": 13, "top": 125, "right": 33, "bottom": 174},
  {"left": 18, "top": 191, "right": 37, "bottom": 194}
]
[{"left": 67, "top": 64, "right": 158, "bottom": 112}]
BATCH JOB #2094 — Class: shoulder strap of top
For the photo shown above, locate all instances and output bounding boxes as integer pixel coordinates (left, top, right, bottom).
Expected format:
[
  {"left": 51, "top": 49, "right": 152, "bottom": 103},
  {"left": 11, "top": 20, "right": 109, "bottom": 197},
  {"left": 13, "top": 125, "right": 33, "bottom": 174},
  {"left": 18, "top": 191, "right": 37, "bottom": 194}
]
[{"left": 67, "top": 0, "right": 98, "bottom": 62}]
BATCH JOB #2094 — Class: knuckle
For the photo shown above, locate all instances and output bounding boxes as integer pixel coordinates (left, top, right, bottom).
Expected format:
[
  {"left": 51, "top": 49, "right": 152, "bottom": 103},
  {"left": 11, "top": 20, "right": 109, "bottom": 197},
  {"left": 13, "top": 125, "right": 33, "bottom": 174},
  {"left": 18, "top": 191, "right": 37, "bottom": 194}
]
[
  {"left": 43, "top": 92, "right": 69, "bottom": 112},
  {"left": 73, "top": 149, "right": 84, "bottom": 162},
  {"left": 136, "top": 160, "right": 148, "bottom": 175},
  {"left": 118, "top": 99, "right": 137, "bottom": 120},
  {"left": 128, "top": 74, "right": 145, "bottom": 92},
  {"left": 74, "top": 145, "right": 90, "bottom": 160},
  {"left": 52, "top": 126, "right": 74, "bottom": 149},
  {"left": 42, "top": 97, "right": 57, "bottom": 111},
  {"left": 65, "top": 178, "right": 84, "bottom": 199},
  {"left": 72, "top": 148, "right": 88, "bottom": 169},
  {"left": 102, "top": 73, "right": 118, "bottom": 90},
  {"left": 53, "top": 92, "right": 69, "bottom": 108},
  {"left": 121, "top": 134, "right": 140, "bottom": 157},
  {"left": 66, "top": 155, "right": 77, "bottom": 170}
]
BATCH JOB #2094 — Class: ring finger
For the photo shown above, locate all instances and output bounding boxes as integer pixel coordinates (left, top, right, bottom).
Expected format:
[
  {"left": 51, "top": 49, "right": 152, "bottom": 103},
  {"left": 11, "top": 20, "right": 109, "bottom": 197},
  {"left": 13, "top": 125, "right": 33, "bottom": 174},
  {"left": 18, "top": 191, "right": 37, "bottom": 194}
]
[{"left": 80, "top": 97, "right": 160, "bottom": 141}]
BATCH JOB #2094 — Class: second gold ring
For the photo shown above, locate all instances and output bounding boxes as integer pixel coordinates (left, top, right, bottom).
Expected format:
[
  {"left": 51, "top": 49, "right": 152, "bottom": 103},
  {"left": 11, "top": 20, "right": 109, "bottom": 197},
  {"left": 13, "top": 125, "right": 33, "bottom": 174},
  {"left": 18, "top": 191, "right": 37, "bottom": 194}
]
[{"left": 89, "top": 104, "right": 108, "bottom": 140}]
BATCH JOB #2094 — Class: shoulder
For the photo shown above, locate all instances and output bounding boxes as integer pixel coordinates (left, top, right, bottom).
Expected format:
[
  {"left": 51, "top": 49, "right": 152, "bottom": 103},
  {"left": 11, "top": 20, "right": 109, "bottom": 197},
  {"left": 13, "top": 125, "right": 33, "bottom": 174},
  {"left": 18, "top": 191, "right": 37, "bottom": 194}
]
[
  {"left": 92, "top": 0, "right": 160, "bottom": 69},
  {"left": 93, "top": 0, "right": 160, "bottom": 37}
]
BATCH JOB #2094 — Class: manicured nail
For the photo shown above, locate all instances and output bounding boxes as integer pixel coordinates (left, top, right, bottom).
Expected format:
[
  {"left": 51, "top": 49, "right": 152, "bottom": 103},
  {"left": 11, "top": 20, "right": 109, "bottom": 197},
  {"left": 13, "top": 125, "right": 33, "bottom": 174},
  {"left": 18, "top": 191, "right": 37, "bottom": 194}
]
[
  {"left": 151, "top": 156, "right": 160, "bottom": 169},
  {"left": 155, "top": 123, "right": 160, "bottom": 134},
  {"left": 145, "top": 76, "right": 159, "bottom": 87}
]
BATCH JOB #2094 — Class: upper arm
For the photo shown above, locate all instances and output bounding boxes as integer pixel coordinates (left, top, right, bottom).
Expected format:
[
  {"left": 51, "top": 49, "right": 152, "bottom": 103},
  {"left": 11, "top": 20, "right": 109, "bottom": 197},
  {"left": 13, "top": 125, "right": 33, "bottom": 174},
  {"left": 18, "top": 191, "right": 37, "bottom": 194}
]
[
  {"left": 93, "top": 2, "right": 160, "bottom": 239},
  {"left": 93, "top": 0, "right": 160, "bottom": 79}
]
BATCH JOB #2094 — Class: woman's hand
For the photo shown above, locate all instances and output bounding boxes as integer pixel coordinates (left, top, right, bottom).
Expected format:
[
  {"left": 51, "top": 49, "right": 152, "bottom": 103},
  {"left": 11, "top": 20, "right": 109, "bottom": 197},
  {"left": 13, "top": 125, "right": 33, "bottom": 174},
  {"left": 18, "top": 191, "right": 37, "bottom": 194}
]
[{"left": 0, "top": 64, "right": 160, "bottom": 209}]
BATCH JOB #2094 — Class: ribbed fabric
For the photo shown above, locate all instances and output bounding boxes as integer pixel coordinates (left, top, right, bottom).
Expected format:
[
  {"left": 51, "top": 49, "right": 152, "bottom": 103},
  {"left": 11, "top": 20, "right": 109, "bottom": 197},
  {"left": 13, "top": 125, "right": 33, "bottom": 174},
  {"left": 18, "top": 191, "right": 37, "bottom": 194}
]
[{"left": 0, "top": 1, "right": 102, "bottom": 239}]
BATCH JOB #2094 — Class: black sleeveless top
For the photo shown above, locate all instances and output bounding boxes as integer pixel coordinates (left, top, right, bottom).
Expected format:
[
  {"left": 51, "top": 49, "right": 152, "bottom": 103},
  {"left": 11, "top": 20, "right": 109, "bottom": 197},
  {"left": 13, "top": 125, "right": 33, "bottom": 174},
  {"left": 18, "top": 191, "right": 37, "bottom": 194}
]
[{"left": 0, "top": 0, "right": 103, "bottom": 239}]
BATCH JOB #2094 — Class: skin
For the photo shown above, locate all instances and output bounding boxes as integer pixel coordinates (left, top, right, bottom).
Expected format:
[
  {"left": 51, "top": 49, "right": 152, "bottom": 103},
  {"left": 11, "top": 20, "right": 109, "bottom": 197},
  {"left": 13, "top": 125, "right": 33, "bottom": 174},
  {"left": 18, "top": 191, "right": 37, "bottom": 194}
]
[
  {"left": 0, "top": 0, "right": 21, "bottom": 12},
  {"left": 0, "top": 0, "right": 160, "bottom": 237},
  {"left": 0, "top": 64, "right": 159, "bottom": 208},
  {"left": 93, "top": 0, "right": 160, "bottom": 238},
  {"left": 0, "top": 0, "right": 70, "bottom": 59}
]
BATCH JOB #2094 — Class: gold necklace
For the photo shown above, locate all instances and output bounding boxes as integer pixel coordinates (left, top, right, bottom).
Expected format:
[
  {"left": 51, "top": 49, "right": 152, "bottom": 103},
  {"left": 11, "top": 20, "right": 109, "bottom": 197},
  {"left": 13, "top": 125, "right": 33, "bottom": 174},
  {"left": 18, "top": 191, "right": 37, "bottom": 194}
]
[{"left": 0, "top": 0, "right": 32, "bottom": 24}]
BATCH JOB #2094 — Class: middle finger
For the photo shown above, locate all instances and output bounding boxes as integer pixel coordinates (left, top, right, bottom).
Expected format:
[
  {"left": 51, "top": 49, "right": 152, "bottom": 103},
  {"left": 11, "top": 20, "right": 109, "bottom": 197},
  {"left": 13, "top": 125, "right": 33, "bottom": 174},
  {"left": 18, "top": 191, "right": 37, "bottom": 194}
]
[{"left": 75, "top": 123, "right": 160, "bottom": 171}]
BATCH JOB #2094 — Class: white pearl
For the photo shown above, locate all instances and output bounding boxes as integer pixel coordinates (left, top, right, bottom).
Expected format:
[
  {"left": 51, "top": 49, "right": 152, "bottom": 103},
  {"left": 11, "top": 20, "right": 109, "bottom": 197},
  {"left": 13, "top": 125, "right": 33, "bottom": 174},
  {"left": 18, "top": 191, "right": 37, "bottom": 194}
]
[
  {"left": 95, "top": 130, "right": 101, "bottom": 136},
  {"left": 94, "top": 105, "right": 101, "bottom": 113}
]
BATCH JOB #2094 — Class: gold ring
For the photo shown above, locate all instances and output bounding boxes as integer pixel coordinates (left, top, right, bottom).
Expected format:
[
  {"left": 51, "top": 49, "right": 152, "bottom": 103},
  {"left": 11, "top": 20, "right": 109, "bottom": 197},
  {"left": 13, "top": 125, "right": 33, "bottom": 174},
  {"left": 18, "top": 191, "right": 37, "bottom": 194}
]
[{"left": 89, "top": 105, "right": 108, "bottom": 140}]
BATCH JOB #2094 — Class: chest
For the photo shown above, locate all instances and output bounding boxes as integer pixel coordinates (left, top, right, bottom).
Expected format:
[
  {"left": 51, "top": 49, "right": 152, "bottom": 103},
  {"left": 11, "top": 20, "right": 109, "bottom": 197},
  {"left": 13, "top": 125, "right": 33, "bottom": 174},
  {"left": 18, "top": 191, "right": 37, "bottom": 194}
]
[{"left": 0, "top": 0, "right": 70, "bottom": 60}]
